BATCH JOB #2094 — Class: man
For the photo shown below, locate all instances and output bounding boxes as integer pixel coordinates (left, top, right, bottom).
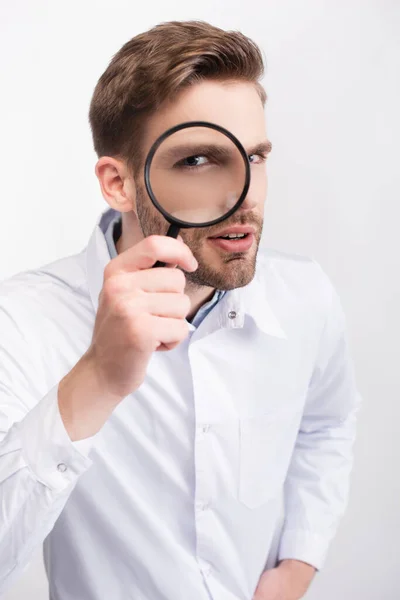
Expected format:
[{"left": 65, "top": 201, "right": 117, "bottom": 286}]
[{"left": 0, "top": 20, "right": 361, "bottom": 600}]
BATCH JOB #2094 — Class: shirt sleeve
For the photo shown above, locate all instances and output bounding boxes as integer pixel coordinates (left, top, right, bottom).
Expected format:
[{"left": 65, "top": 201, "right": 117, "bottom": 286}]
[
  {"left": 0, "top": 382, "right": 97, "bottom": 594},
  {"left": 277, "top": 261, "right": 363, "bottom": 571},
  {"left": 0, "top": 299, "right": 97, "bottom": 594},
  {"left": 12, "top": 383, "right": 94, "bottom": 490}
]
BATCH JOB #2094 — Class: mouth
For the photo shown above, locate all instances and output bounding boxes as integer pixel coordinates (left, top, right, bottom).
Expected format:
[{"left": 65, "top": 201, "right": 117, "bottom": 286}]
[{"left": 207, "top": 226, "right": 256, "bottom": 254}]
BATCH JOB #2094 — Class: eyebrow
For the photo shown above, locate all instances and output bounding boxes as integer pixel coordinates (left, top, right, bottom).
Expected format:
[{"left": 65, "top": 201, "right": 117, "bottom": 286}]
[
  {"left": 158, "top": 140, "right": 273, "bottom": 164},
  {"left": 247, "top": 140, "right": 272, "bottom": 156}
]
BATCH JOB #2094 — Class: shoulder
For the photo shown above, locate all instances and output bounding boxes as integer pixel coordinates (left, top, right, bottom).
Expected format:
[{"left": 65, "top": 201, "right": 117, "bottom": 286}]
[
  {"left": 0, "top": 249, "right": 90, "bottom": 339},
  {"left": 256, "top": 247, "right": 335, "bottom": 302},
  {"left": 253, "top": 247, "right": 340, "bottom": 334}
]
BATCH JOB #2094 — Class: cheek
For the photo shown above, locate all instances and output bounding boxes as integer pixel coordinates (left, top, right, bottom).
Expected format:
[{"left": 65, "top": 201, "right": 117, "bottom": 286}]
[
  {"left": 180, "top": 230, "right": 202, "bottom": 252},
  {"left": 260, "top": 168, "right": 268, "bottom": 195},
  {"left": 183, "top": 231, "right": 214, "bottom": 259},
  {"left": 252, "top": 169, "right": 268, "bottom": 205}
]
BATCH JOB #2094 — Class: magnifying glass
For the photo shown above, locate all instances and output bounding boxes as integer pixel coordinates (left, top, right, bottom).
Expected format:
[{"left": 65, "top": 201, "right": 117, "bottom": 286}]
[{"left": 144, "top": 121, "right": 251, "bottom": 268}]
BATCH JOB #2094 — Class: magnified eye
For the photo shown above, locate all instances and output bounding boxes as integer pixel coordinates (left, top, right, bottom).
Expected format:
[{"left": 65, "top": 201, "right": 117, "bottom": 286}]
[{"left": 175, "top": 155, "right": 209, "bottom": 169}]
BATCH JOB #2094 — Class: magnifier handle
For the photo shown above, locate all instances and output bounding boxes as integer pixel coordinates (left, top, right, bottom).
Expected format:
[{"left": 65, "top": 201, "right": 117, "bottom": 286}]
[{"left": 153, "top": 223, "right": 181, "bottom": 268}]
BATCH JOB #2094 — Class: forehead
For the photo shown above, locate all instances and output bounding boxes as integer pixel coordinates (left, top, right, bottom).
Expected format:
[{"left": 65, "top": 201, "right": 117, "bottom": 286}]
[{"left": 142, "top": 80, "right": 267, "bottom": 156}]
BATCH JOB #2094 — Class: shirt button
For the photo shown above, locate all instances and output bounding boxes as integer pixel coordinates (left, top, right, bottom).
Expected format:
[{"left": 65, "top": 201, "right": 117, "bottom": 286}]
[
  {"left": 57, "top": 463, "right": 68, "bottom": 473},
  {"left": 203, "top": 564, "right": 212, "bottom": 577},
  {"left": 202, "top": 425, "right": 210, "bottom": 434},
  {"left": 228, "top": 310, "right": 237, "bottom": 319}
]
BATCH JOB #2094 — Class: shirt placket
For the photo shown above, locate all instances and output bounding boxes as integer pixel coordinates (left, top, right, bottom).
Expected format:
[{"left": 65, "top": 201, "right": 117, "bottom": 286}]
[{"left": 189, "top": 341, "right": 216, "bottom": 595}]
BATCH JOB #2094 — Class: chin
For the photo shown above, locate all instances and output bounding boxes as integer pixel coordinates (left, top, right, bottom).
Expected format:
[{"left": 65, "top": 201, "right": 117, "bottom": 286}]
[
  {"left": 222, "top": 268, "right": 256, "bottom": 290},
  {"left": 187, "top": 257, "right": 257, "bottom": 291}
]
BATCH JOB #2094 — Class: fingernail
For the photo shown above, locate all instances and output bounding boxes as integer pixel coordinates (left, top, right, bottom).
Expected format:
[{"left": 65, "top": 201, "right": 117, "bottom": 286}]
[{"left": 190, "top": 256, "right": 198, "bottom": 269}]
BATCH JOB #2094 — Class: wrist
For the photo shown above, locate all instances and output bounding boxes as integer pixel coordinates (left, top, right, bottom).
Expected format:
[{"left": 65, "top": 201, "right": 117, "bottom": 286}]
[
  {"left": 58, "top": 350, "right": 124, "bottom": 441},
  {"left": 277, "top": 559, "right": 316, "bottom": 594}
]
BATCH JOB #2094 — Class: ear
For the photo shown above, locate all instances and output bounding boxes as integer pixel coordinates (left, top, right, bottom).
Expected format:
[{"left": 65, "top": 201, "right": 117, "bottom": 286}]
[{"left": 94, "top": 156, "right": 137, "bottom": 213}]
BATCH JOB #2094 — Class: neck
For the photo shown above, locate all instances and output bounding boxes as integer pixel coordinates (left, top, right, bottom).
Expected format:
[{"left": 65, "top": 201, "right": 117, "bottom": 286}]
[
  {"left": 116, "top": 212, "right": 216, "bottom": 320},
  {"left": 185, "top": 280, "right": 216, "bottom": 321}
]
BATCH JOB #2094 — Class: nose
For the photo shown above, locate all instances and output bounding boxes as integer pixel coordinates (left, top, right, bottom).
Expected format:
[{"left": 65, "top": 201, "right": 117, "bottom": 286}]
[
  {"left": 237, "top": 190, "right": 258, "bottom": 213},
  {"left": 236, "top": 164, "right": 267, "bottom": 214}
]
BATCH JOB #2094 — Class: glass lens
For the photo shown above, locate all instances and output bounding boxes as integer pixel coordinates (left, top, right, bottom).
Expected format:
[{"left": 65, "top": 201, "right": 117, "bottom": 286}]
[{"left": 148, "top": 126, "right": 247, "bottom": 224}]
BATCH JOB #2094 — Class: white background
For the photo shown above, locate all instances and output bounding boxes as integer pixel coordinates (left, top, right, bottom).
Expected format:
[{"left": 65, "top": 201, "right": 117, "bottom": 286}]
[{"left": 0, "top": 0, "right": 399, "bottom": 598}]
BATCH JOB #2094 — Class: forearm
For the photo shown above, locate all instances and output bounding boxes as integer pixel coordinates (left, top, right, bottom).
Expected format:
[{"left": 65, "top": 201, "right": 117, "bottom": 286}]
[
  {"left": 0, "top": 385, "right": 93, "bottom": 593},
  {"left": 277, "top": 263, "right": 362, "bottom": 569},
  {"left": 278, "top": 407, "right": 359, "bottom": 570},
  {"left": 58, "top": 350, "right": 125, "bottom": 441},
  {"left": 253, "top": 558, "right": 317, "bottom": 600},
  {"left": 0, "top": 468, "right": 70, "bottom": 594},
  {"left": 277, "top": 559, "right": 316, "bottom": 592}
]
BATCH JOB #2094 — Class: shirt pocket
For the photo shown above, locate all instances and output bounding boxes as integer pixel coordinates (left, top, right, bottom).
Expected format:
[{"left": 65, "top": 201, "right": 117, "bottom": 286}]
[{"left": 238, "top": 410, "right": 301, "bottom": 509}]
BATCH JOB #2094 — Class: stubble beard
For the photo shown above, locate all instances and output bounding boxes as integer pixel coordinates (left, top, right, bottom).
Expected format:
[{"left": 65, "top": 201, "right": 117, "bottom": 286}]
[{"left": 136, "top": 187, "right": 263, "bottom": 291}]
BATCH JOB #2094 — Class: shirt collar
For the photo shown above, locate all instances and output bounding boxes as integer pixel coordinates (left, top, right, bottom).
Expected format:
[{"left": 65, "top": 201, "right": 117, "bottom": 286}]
[
  {"left": 86, "top": 208, "right": 117, "bottom": 314},
  {"left": 235, "top": 275, "right": 287, "bottom": 339},
  {"left": 86, "top": 208, "right": 287, "bottom": 340}
]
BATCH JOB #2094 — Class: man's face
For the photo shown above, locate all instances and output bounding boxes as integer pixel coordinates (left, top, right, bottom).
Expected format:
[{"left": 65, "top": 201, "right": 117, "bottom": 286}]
[{"left": 135, "top": 80, "right": 270, "bottom": 291}]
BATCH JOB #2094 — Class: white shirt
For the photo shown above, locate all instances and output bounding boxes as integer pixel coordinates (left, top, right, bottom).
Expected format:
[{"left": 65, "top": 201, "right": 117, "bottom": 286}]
[{"left": 0, "top": 207, "right": 362, "bottom": 600}]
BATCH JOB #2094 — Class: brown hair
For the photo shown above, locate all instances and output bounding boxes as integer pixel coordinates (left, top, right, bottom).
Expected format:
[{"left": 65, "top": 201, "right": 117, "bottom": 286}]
[{"left": 88, "top": 20, "right": 266, "bottom": 174}]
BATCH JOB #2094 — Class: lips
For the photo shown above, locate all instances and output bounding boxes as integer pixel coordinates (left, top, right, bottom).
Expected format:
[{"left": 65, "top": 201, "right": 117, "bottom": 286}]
[
  {"left": 208, "top": 232, "right": 255, "bottom": 253},
  {"left": 209, "top": 226, "right": 256, "bottom": 239}
]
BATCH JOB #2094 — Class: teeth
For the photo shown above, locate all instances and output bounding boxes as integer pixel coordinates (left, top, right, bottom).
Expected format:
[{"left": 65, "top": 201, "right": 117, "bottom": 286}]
[{"left": 221, "top": 233, "right": 246, "bottom": 239}]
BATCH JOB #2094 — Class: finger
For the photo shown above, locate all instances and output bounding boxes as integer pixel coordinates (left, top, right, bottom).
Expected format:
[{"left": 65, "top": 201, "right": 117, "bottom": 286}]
[
  {"left": 108, "top": 235, "right": 197, "bottom": 275},
  {"left": 149, "top": 315, "right": 190, "bottom": 345},
  {"left": 104, "top": 268, "right": 187, "bottom": 295},
  {"left": 125, "top": 292, "right": 191, "bottom": 319},
  {"left": 168, "top": 236, "right": 185, "bottom": 269},
  {"left": 156, "top": 340, "right": 182, "bottom": 351}
]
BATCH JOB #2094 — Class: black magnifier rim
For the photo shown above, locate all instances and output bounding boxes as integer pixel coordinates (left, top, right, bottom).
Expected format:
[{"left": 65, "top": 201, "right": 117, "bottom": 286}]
[{"left": 144, "top": 120, "right": 251, "bottom": 229}]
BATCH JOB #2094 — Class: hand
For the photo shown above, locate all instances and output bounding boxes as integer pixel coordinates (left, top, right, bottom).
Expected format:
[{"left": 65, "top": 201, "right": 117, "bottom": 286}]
[
  {"left": 58, "top": 235, "right": 198, "bottom": 440},
  {"left": 88, "top": 234, "right": 198, "bottom": 397},
  {"left": 253, "top": 560, "right": 316, "bottom": 600}
]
